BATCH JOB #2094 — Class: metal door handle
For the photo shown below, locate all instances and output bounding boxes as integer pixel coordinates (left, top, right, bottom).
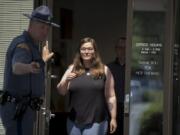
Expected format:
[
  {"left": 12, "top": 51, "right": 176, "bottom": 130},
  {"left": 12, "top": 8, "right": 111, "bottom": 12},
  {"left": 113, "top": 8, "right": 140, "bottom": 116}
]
[
  {"left": 41, "top": 107, "right": 55, "bottom": 120},
  {"left": 50, "top": 75, "right": 59, "bottom": 79},
  {"left": 124, "top": 94, "right": 130, "bottom": 114}
]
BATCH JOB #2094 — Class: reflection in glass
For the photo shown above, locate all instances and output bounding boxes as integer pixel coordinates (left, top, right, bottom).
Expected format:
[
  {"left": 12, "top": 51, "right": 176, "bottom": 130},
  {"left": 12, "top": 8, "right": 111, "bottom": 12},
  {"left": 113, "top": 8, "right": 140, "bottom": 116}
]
[{"left": 129, "top": 0, "right": 166, "bottom": 135}]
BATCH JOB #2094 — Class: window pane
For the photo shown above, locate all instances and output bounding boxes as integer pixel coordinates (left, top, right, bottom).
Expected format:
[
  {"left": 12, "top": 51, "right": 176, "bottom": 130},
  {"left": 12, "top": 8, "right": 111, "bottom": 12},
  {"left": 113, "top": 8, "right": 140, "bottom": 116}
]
[{"left": 129, "top": 0, "right": 167, "bottom": 135}]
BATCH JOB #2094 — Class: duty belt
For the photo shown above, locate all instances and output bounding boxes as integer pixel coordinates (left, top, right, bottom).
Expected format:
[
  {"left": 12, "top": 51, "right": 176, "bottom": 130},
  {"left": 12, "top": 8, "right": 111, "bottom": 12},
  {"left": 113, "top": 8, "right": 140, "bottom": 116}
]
[
  {"left": 0, "top": 91, "right": 43, "bottom": 111},
  {"left": 0, "top": 91, "right": 16, "bottom": 104}
]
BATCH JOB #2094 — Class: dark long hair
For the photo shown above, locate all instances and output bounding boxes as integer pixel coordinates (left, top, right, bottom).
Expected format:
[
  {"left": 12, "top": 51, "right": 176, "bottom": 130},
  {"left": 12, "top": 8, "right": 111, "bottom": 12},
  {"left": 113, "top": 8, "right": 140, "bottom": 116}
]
[{"left": 72, "top": 37, "right": 104, "bottom": 77}]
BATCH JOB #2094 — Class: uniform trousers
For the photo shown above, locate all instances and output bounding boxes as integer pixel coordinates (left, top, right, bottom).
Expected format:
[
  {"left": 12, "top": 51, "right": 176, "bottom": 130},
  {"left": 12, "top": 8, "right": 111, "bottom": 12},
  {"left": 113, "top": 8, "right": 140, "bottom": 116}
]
[{"left": 0, "top": 102, "right": 36, "bottom": 135}]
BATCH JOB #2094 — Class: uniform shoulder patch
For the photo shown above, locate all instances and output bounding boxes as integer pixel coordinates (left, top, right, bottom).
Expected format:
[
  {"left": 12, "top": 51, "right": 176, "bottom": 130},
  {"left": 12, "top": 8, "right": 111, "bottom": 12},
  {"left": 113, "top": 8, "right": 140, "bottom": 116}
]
[{"left": 16, "top": 43, "right": 30, "bottom": 52}]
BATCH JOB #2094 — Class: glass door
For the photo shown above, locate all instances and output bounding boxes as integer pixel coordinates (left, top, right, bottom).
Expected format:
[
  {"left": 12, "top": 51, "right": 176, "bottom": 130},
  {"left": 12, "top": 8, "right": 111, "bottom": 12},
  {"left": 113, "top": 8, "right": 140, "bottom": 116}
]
[{"left": 125, "top": 0, "right": 169, "bottom": 135}]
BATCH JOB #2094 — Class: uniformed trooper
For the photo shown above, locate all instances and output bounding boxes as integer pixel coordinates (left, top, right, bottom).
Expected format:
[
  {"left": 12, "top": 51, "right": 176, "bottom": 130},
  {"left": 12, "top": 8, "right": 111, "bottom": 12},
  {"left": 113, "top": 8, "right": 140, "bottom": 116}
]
[{"left": 0, "top": 5, "right": 60, "bottom": 135}]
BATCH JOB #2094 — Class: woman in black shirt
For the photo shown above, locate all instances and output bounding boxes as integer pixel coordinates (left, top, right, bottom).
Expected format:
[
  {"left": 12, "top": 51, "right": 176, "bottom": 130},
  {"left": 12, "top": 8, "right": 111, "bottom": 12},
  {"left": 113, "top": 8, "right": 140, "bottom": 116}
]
[{"left": 57, "top": 37, "right": 117, "bottom": 135}]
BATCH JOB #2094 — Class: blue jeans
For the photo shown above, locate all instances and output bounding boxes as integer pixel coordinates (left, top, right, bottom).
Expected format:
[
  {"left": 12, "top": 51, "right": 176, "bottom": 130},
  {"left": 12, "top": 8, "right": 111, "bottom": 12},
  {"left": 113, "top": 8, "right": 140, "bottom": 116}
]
[{"left": 67, "top": 118, "right": 108, "bottom": 135}]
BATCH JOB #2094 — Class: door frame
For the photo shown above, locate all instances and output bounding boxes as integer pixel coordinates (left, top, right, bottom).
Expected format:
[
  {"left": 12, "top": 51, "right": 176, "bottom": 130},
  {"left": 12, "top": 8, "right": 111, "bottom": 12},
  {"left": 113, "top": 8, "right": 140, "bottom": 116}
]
[
  {"left": 33, "top": 0, "right": 54, "bottom": 135},
  {"left": 163, "top": 0, "right": 174, "bottom": 134},
  {"left": 123, "top": 0, "right": 133, "bottom": 134},
  {"left": 124, "top": 0, "right": 174, "bottom": 135}
]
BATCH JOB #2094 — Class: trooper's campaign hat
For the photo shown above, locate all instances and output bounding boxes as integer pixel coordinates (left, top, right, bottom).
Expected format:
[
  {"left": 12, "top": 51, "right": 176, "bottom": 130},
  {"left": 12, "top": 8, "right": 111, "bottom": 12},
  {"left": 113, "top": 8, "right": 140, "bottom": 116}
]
[{"left": 23, "top": 5, "right": 60, "bottom": 28}]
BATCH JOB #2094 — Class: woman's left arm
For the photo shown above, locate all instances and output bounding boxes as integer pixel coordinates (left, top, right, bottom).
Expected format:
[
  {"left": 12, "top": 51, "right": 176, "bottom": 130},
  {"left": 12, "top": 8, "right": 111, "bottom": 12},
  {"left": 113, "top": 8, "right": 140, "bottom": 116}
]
[{"left": 104, "top": 65, "right": 117, "bottom": 134}]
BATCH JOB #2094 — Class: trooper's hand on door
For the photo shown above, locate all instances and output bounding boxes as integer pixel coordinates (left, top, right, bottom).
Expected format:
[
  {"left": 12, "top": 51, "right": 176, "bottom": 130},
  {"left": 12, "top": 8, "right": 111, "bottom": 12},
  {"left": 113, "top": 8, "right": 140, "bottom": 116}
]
[{"left": 42, "top": 40, "right": 54, "bottom": 62}]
